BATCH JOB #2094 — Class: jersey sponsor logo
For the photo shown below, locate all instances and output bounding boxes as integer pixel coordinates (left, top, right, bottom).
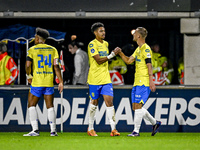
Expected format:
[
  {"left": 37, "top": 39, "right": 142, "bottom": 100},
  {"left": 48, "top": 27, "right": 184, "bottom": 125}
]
[
  {"left": 147, "top": 53, "right": 151, "bottom": 58},
  {"left": 36, "top": 71, "right": 53, "bottom": 74},
  {"left": 135, "top": 56, "right": 141, "bottom": 62},
  {"left": 89, "top": 44, "right": 93, "bottom": 47},
  {"left": 145, "top": 49, "right": 150, "bottom": 52},
  {"left": 34, "top": 47, "right": 53, "bottom": 50},
  {"left": 99, "top": 51, "right": 108, "bottom": 56},
  {"left": 91, "top": 49, "right": 95, "bottom": 53}
]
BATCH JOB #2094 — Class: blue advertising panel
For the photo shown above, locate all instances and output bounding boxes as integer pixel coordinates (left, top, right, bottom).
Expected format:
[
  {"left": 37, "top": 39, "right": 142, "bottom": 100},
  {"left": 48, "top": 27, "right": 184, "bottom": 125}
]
[{"left": 0, "top": 86, "right": 200, "bottom": 132}]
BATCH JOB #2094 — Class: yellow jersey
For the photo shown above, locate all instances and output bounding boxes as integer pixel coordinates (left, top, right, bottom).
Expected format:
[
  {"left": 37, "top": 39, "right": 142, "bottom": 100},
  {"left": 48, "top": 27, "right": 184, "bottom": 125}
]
[
  {"left": 87, "top": 39, "right": 111, "bottom": 85},
  {"left": 27, "top": 44, "right": 59, "bottom": 87},
  {"left": 132, "top": 43, "right": 152, "bottom": 87}
]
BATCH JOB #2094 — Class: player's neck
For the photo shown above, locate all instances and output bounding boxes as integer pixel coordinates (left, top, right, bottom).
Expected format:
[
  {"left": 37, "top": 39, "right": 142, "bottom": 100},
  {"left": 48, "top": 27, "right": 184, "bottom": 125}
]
[
  {"left": 38, "top": 41, "right": 45, "bottom": 44},
  {"left": 35, "top": 41, "right": 45, "bottom": 45},
  {"left": 137, "top": 40, "right": 145, "bottom": 48}
]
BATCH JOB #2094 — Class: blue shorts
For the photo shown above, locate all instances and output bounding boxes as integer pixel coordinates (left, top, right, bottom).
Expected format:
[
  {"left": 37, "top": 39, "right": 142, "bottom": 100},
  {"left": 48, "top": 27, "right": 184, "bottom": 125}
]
[
  {"left": 131, "top": 85, "right": 150, "bottom": 104},
  {"left": 30, "top": 85, "right": 54, "bottom": 98},
  {"left": 89, "top": 83, "right": 113, "bottom": 100}
]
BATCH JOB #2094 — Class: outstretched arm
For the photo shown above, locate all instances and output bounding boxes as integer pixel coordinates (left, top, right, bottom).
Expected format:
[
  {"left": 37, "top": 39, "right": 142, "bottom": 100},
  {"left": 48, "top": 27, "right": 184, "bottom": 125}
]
[
  {"left": 93, "top": 47, "right": 121, "bottom": 65},
  {"left": 118, "top": 51, "right": 135, "bottom": 65}
]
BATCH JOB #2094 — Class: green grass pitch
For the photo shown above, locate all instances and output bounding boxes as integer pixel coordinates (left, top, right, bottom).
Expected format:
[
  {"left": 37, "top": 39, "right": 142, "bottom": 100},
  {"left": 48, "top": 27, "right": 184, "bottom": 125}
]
[{"left": 0, "top": 132, "right": 200, "bottom": 150}]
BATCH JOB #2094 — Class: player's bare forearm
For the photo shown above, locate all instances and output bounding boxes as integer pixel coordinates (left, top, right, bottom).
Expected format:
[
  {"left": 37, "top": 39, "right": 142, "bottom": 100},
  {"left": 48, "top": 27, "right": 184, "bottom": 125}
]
[
  {"left": 93, "top": 54, "right": 108, "bottom": 65},
  {"left": 147, "top": 63, "right": 156, "bottom": 92},
  {"left": 147, "top": 63, "right": 153, "bottom": 76},
  {"left": 54, "top": 65, "right": 64, "bottom": 93},
  {"left": 25, "top": 61, "right": 32, "bottom": 75},
  {"left": 119, "top": 52, "right": 134, "bottom": 64},
  {"left": 54, "top": 65, "right": 63, "bottom": 84}
]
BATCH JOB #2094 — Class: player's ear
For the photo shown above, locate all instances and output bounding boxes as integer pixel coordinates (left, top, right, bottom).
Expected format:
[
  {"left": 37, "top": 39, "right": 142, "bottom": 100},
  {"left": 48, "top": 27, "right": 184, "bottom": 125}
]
[{"left": 94, "top": 30, "right": 97, "bottom": 36}]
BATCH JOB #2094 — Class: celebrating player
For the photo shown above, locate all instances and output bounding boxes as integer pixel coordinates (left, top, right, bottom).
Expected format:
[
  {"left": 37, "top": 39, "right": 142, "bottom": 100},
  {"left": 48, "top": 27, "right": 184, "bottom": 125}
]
[
  {"left": 118, "top": 27, "right": 161, "bottom": 136},
  {"left": 87, "top": 22, "right": 120, "bottom": 136},
  {"left": 23, "top": 27, "right": 63, "bottom": 136}
]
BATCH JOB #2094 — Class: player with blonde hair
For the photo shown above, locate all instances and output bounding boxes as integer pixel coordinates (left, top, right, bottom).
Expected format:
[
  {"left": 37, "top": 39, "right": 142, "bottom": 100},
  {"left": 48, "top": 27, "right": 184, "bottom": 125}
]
[{"left": 118, "top": 27, "right": 161, "bottom": 136}]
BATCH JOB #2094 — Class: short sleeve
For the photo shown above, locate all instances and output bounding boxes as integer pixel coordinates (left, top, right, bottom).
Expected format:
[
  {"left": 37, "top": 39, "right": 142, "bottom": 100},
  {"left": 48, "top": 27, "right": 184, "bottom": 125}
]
[
  {"left": 88, "top": 42, "right": 99, "bottom": 57},
  {"left": 27, "top": 48, "right": 33, "bottom": 59},
  {"left": 143, "top": 49, "right": 152, "bottom": 59},
  {"left": 54, "top": 48, "right": 59, "bottom": 59}
]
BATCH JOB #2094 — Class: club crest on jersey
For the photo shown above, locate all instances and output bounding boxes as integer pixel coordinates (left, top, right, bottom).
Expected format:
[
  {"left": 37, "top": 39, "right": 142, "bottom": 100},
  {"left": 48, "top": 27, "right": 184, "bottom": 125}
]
[
  {"left": 147, "top": 53, "right": 151, "bottom": 58},
  {"left": 91, "top": 49, "right": 95, "bottom": 53},
  {"left": 89, "top": 44, "right": 93, "bottom": 47},
  {"left": 145, "top": 49, "right": 150, "bottom": 52}
]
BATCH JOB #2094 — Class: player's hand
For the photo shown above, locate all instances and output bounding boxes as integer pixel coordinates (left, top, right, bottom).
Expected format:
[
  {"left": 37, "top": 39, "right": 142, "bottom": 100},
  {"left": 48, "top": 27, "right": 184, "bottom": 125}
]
[
  {"left": 58, "top": 82, "right": 64, "bottom": 94},
  {"left": 113, "top": 47, "right": 121, "bottom": 55},
  {"left": 27, "top": 79, "right": 32, "bottom": 84},
  {"left": 150, "top": 80, "right": 156, "bottom": 92}
]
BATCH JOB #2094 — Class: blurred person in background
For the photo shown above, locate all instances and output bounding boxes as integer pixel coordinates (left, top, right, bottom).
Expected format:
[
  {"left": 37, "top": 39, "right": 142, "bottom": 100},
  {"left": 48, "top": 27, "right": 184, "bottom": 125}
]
[
  {"left": 0, "top": 42, "right": 19, "bottom": 85},
  {"left": 68, "top": 40, "right": 89, "bottom": 85},
  {"left": 151, "top": 42, "right": 174, "bottom": 85},
  {"left": 108, "top": 56, "right": 127, "bottom": 85},
  {"left": 178, "top": 57, "right": 184, "bottom": 85}
]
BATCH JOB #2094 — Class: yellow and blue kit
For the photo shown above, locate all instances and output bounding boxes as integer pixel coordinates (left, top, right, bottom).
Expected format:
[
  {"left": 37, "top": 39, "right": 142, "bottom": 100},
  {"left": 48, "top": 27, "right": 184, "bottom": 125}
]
[
  {"left": 87, "top": 39, "right": 113, "bottom": 99},
  {"left": 131, "top": 43, "right": 152, "bottom": 104}
]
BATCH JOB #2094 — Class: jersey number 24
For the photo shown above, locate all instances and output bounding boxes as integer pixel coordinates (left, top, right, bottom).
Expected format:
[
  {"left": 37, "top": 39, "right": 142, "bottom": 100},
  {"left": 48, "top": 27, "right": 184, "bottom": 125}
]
[{"left": 38, "top": 54, "right": 52, "bottom": 68}]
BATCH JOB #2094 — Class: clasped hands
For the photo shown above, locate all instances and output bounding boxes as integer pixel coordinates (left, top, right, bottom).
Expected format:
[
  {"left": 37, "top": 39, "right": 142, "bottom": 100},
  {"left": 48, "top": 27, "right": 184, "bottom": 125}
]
[{"left": 112, "top": 47, "right": 122, "bottom": 55}]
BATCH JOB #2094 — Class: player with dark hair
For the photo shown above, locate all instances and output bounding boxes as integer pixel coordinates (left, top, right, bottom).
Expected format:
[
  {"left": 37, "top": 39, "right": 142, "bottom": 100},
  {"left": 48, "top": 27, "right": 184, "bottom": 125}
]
[
  {"left": 23, "top": 27, "right": 63, "bottom": 136},
  {"left": 87, "top": 22, "right": 120, "bottom": 136},
  {"left": 118, "top": 27, "right": 161, "bottom": 136}
]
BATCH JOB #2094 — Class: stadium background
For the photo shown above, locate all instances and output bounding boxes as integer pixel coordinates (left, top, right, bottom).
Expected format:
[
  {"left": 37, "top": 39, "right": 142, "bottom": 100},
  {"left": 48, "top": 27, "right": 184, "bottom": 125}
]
[{"left": 0, "top": 0, "right": 200, "bottom": 133}]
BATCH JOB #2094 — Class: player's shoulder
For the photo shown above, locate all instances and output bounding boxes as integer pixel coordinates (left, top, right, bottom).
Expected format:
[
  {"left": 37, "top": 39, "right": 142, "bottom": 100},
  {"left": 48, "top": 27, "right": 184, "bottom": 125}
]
[
  {"left": 88, "top": 39, "right": 99, "bottom": 50},
  {"left": 103, "top": 40, "right": 109, "bottom": 46},
  {"left": 89, "top": 39, "right": 97, "bottom": 45},
  {"left": 144, "top": 43, "right": 151, "bottom": 49},
  {"left": 143, "top": 43, "right": 151, "bottom": 53}
]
